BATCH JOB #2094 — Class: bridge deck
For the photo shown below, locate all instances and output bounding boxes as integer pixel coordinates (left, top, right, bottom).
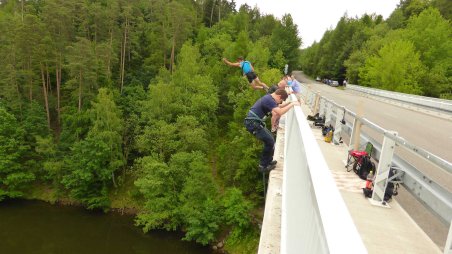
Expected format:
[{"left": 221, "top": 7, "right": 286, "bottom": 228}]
[{"left": 258, "top": 100, "right": 441, "bottom": 254}]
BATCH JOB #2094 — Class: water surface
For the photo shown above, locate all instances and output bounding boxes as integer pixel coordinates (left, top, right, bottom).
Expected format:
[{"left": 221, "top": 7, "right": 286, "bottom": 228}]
[{"left": 0, "top": 199, "right": 211, "bottom": 254}]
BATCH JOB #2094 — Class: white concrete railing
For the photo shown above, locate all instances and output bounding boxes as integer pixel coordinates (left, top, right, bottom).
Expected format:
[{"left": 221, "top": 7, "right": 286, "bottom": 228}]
[
  {"left": 347, "top": 84, "right": 452, "bottom": 113},
  {"left": 280, "top": 94, "right": 367, "bottom": 254}
]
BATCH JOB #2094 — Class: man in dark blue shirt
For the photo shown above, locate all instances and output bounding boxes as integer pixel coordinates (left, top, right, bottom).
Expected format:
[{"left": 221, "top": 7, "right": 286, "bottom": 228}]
[
  {"left": 244, "top": 89, "right": 299, "bottom": 173},
  {"left": 223, "top": 56, "right": 269, "bottom": 91}
]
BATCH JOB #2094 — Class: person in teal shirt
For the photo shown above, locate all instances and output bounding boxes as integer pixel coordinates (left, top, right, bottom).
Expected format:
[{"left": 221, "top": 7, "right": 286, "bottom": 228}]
[{"left": 223, "top": 56, "right": 269, "bottom": 91}]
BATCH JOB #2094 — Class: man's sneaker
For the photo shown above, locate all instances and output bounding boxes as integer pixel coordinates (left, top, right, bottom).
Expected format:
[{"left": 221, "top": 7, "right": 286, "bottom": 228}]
[
  {"left": 258, "top": 163, "right": 276, "bottom": 173},
  {"left": 269, "top": 160, "right": 277, "bottom": 166}
]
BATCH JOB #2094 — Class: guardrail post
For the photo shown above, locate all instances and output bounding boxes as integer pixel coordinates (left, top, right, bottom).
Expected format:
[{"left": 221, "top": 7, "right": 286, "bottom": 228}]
[
  {"left": 348, "top": 117, "right": 362, "bottom": 152},
  {"left": 309, "top": 92, "right": 315, "bottom": 112},
  {"left": 444, "top": 220, "right": 452, "bottom": 254},
  {"left": 333, "top": 107, "right": 345, "bottom": 144},
  {"left": 371, "top": 131, "right": 397, "bottom": 205},
  {"left": 318, "top": 97, "right": 325, "bottom": 117},
  {"left": 313, "top": 93, "right": 321, "bottom": 115},
  {"left": 309, "top": 92, "right": 315, "bottom": 110},
  {"left": 325, "top": 101, "right": 332, "bottom": 125},
  {"left": 302, "top": 85, "right": 309, "bottom": 102}
]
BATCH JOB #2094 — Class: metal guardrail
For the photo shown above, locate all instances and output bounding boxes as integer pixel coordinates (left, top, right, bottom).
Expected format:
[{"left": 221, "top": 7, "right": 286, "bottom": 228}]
[
  {"left": 347, "top": 84, "right": 452, "bottom": 113},
  {"left": 301, "top": 84, "right": 452, "bottom": 251},
  {"left": 280, "top": 93, "right": 367, "bottom": 254}
]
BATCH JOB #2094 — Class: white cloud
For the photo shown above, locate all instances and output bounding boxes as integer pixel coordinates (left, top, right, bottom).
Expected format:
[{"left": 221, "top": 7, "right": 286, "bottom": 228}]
[{"left": 233, "top": 0, "right": 399, "bottom": 48}]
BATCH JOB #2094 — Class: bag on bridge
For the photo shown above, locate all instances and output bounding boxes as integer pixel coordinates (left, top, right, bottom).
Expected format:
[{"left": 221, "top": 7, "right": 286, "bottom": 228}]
[
  {"left": 354, "top": 155, "right": 375, "bottom": 180},
  {"left": 307, "top": 113, "right": 319, "bottom": 121},
  {"left": 384, "top": 167, "right": 400, "bottom": 201},
  {"left": 322, "top": 125, "right": 334, "bottom": 136}
]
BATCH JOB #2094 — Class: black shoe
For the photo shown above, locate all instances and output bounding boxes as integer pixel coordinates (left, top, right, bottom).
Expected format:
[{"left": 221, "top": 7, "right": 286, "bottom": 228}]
[
  {"left": 269, "top": 160, "right": 277, "bottom": 166},
  {"left": 258, "top": 164, "right": 276, "bottom": 173}
]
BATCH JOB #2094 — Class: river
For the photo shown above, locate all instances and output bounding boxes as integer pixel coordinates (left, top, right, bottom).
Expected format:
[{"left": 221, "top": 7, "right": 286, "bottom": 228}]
[{"left": 0, "top": 199, "right": 212, "bottom": 254}]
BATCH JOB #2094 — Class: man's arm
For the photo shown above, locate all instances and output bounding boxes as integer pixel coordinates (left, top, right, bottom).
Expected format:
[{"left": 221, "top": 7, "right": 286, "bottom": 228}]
[
  {"left": 272, "top": 101, "right": 300, "bottom": 116},
  {"left": 278, "top": 101, "right": 292, "bottom": 108},
  {"left": 223, "top": 58, "right": 240, "bottom": 67}
]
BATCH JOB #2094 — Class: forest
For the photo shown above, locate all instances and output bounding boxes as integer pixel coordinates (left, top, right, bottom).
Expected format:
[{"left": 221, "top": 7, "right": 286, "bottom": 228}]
[
  {"left": 0, "top": 0, "right": 300, "bottom": 252},
  {"left": 300, "top": 0, "right": 451, "bottom": 99},
  {"left": 0, "top": 0, "right": 450, "bottom": 253}
]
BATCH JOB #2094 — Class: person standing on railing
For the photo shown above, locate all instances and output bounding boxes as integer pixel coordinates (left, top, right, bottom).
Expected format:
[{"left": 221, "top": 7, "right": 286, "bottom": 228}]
[
  {"left": 289, "top": 75, "right": 301, "bottom": 95},
  {"left": 244, "top": 89, "right": 300, "bottom": 173},
  {"left": 223, "top": 56, "right": 269, "bottom": 91}
]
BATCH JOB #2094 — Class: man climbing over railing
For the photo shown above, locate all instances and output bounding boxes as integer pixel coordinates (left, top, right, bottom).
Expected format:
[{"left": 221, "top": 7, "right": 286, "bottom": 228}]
[
  {"left": 269, "top": 78, "right": 289, "bottom": 132},
  {"left": 244, "top": 89, "right": 299, "bottom": 173},
  {"left": 223, "top": 56, "right": 269, "bottom": 91}
]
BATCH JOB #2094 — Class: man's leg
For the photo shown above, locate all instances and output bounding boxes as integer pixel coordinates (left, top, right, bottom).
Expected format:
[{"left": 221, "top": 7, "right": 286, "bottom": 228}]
[
  {"left": 251, "top": 78, "right": 269, "bottom": 90},
  {"left": 271, "top": 111, "right": 281, "bottom": 132},
  {"left": 254, "top": 127, "right": 275, "bottom": 167}
]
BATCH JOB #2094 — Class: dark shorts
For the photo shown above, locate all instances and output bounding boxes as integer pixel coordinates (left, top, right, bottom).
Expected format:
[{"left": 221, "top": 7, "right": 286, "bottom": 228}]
[{"left": 245, "top": 72, "right": 258, "bottom": 83}]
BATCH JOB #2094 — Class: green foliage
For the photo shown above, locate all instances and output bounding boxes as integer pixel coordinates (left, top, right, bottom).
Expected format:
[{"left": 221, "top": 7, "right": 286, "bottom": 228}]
[
  {"left": 222, "top": 188, "right": 253, "bottom": 239},
  {"left": 270, "top": 14, "right": 301, "bottom": 70},
  {"left": 360, "top": 40, "right": 425, "bottom": 94},
  {"left": 135, "top": 151, "right": 221, "bottom": 244},
  {"left": 61, "top": 88, "right": 124, "bottom": 210},
  {"left": 301, "top": 2, "right": 450, "bottom": 99},
  {"left": 134, "top": 156, "right": 179, "bottom": 231},
  {"left": 0, "top": 0, "right": 303, "bottom": 248},
  {"left": 35, "top": 135, "right": 63, "bottom": 188},
  {"left": 0, "top": 106, "right": 34, "bottom": 201},
  {"left": 403, "top": 7, "right": 452, "bottom": 97},
  {"left": 59, "top": 107, "right": 92, "bottom": 150},
  {"left": 260, "top": 68, "right": 285, "bottom": 86},
  {"left": 178, "top": 153, "right": 221, "bottom": 244},
  {"left": 62, "top": 135, "right": 112, "bottom": 210},
  {"left": 182, "top": 198, "right": 222, "bottom": 245}
]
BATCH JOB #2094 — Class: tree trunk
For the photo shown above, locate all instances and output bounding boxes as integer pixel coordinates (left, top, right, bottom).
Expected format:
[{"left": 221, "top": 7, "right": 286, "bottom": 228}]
[
  {"left": 56, "top": 55, "right": 61, "bottom": 127},
  {"left": 28, "top": 58, "right": 33, "bottom": 102},
  {"left": 210, "top": 0, "right": 216, "bottom": 27},
  {"left": 120, "top": 16, "right": 128, "bottom": 94},
  {"left": 78, "top": 69, "right": 82, "bottom": 112},
  {"left": 21, "top": 0, "right": 24, "bottom": 22},
  {"left": 46, "top": 63, "right": 51, "bottom": 92},
  {"left": 13, "top": 51, "right": 22, "bottom": 115},
  {"left": 163, "top": 21, "right": 167, "bottom": 68},
  {"left": 111, "top": 172, "right": 117, "bottom": 188},
  {"left": 170, "top": 36, "right": 175, "bottom": 74},
  {"left": 41, "top": 64, "right": 51, "bottom": 129},
  {"left": 108, "top": 29, "right": 113, "bottom": 80},
  {"left": 218, "top": 0, "right": 221, "bottom": 22}
]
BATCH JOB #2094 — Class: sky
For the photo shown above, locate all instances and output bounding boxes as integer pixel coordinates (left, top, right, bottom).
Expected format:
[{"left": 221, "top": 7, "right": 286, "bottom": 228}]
[{"left": 233, "top": 0, "right": 400, "bottom": 48}]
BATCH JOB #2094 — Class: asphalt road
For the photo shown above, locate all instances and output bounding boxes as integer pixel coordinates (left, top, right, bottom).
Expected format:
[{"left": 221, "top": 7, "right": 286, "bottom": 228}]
[{"left": 293, "top": 71, "right": 451, "bottom": 248}]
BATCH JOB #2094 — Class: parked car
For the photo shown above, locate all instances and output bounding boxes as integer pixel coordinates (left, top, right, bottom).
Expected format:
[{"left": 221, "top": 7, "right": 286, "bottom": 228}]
[
  {"left": 316, "top": 76, "right": 321, "bottom": 82},
  {"left": 331, "top": 80, "right": 339, "bottom": 87}
]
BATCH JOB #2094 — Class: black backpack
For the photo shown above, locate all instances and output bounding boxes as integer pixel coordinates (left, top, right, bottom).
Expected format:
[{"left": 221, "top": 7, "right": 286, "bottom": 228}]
[
  {"left": 354, "top": 155, "right": 375, "bottom": 180},
  {"left": 384, "top": 167, "right": 400, "bottom": 201}
]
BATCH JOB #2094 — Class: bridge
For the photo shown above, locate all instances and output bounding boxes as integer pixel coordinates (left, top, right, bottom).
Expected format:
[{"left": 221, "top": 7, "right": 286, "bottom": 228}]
[{"left": 257, "top": 72, "right": 452, "bottom": 254}]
